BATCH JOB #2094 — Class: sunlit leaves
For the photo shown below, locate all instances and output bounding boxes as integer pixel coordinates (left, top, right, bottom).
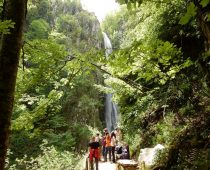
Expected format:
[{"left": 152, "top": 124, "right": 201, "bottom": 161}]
[
  {"left": 13, "top": 39, "right": 67, "bottom": 134},
  {"left": 117, "top": 0, "right": 127, "bottom": 5},
  {"left": 200, "top": 0, "right": 210, "bottom": 7},
  {"left": 56, "top": 14, "right": 81, "bottom": 35},
  {"left": 26, "top": 19, "right": 50, "bottom": 40},
  {"left": 179, "top": 2, "right": 197, "bottom": 25},
  {"left": 9, "top": 0, "right": 105, "bottom": 163},
  {"left": 8, "top": 141, "right": 79, "bottom": 169},
  {"left": 18, "top": 94, "right": 40, "bottom": 106},
  {"left": 107, "top": 39, "right": 183, "bottom": 88},
  {"left": 103, "top": 2, "right": 210, "bottom": 169},
  {"left": 116, "top": 0, "right": 142, "bottom": 8},
  {"left": 12, "top": 90, "right": 63, "bottom": 131},
  {"left": 0, "top": 0, "right": 15, "bottom": 34},
  {"left": 0, "top": 20, "right": 14, "bottom": 34}
]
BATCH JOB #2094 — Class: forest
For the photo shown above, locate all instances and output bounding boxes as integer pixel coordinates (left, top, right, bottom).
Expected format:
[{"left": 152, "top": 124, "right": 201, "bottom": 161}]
[{"left": 0, "top": 0, "right": 209, "bottom": 170}]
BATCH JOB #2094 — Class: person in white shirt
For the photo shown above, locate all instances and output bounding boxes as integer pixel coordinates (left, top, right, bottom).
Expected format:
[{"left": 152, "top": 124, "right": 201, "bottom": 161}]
[{"left": 111, "top": 131, "right": 116, "bottom": 163}]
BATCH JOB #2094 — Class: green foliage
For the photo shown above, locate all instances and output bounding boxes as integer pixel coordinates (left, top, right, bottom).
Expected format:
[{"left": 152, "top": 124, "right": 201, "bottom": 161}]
[
  {"left": 56, "top": 14, "right": 81, "bottom": 35},
  {"left": 169, "top": 147, "right": 210, "bottom": 169},
  {"left": 26, "top": 19, "right": 50, "bottom": 40},
  {"left": 43, "top": 130, "right": 76, "bottom": 151},
  {"left": 200, "top": 0, "right": 210, "bottom": 7},
  {"left": 117, "top": 0, "right": 141, "bottom": 8},
  {"left": 70, "top": 124, "right": 93, "bottom": 151},
  {"left": 12, "top": 89, "right": 63, "bottom": 131},
  {"left": 0, "top": 0, "right": 15, "bottom": 34},
  {"left": 11, "top": 37, "right": 102, "bottom": 158},
  {"left": 102, "top": 6, "right": 129, "bottom": 48},
  {"left": 103, "top": 0, "right": 210, "bottom": 168},
  {"left": 179, "top": 2, "right": 197, "bottom": 25},
  {"left": 0, "top": 20, "right": 15, "bottom": 34},
  {"left": 8, "top": 0, "right": 210, "bottom": 169},
  {"left": 10, "top": 0, "right": 104, "bottom": 164},
  {"left": 7, "top": 140, "right": 81, "bottom": 170}
]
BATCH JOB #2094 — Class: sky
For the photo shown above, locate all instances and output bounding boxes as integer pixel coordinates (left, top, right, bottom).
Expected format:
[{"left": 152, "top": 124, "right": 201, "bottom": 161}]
[{"left": 81, "top": 0, "right": 120, "bottom": 22}]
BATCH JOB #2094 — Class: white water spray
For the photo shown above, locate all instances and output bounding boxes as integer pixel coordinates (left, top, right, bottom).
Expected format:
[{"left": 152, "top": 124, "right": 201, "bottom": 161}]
[{"left": 102, "top": 32, "right": 119, "bottom": 132}]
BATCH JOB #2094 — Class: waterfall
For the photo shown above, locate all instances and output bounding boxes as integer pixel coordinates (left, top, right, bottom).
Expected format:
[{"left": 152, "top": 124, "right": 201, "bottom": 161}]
[{"left": 102, "top": 32, "right": 119, "bottom": 132}]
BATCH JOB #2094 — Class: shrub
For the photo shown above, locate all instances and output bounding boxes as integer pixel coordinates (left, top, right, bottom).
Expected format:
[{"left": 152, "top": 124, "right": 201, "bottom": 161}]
[{"left": 6, "top": 140, "right": 81, "bottom": 170}]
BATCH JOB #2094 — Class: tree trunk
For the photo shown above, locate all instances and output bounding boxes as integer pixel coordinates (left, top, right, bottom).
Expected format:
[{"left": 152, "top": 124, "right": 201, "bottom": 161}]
[
  {"left": 194, "top": 1, "right": 210, "bottom": 88},
  {"left": 0, "top": 0, "right": 27, "bottom": 169},
  {"left": 192, "top": 1, "right": 210, "bottom": 49},
  {"left": 198, "top": 11, "right": 210, "bottom": 51}
]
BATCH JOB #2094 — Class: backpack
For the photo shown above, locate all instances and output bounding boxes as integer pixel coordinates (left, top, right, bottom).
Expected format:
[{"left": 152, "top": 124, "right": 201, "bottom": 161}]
[{"left": 116, "top": 146, "right": 122, "bottom": 154}]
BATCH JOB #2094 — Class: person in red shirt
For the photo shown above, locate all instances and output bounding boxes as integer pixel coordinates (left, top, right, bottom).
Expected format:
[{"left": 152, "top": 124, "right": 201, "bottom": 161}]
[
  {"left": 88, "top": 136, "right": 99, "bottom": 170},
  {"left": 95, "top": 133, "right": 101, "bottom": 161}
]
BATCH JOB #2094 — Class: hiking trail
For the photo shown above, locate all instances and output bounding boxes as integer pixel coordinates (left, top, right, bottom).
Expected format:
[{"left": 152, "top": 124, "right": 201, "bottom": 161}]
[{"left": 98, "top": 161, "right": 116, "bottom": 170}]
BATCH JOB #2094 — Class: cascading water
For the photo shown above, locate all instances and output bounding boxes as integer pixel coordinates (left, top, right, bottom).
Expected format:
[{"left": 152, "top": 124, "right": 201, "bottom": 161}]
[{"left": 102, "top": 32, "right": 119, "bottom": 132}]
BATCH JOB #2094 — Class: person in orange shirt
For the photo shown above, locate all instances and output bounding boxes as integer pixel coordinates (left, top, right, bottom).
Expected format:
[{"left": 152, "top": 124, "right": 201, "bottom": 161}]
[{"left": 104, "top": 132, "right": 112, "bottom": 162}]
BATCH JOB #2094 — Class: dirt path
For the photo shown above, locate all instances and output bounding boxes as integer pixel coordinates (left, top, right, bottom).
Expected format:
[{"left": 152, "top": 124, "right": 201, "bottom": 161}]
[{"left": 98, "top": 161, "right": 116, "bottom": 170}]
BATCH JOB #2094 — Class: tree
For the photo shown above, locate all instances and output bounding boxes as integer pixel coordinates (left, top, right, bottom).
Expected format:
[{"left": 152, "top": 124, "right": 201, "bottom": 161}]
[
  {"left": 0, "top": 0, "right": 27, "bottom": 168},
  {"left": 26, "top": 19, "right": 50, "bottom": 40},
  {"left": 117, "top": 0, "right": 210, "bottom": 49}
]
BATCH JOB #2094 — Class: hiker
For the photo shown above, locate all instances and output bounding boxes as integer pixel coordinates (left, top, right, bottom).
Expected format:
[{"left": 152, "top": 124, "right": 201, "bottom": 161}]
[
  {"left": 115, "top": 145, "right": 122, "bottom": 157},
  {"left": 95, "top": 133, "right": 100, "bottom": 142},
  {"left": 95, "top": 133, "right": 101, "bottom": 161},
  {"left": 111, "top": 131, "right": 117, "bottom": 163},
  {"left": 88, "top": 136, "right": 99, "bottom": 170},
  {"left": 104, "top": 132, "right": 112, "bottom": 162},
  {"left": 120, "top": 143, "right": 130, "bottom": 159},
  {"left": 101, "top": 128, "right": 108, "bottom": 161}
]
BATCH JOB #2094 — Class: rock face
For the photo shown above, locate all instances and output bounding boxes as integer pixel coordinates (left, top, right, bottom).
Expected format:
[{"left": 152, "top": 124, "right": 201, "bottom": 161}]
[
  {"left": 138, "top": 144, "right": 165, "bottom": 170},
  {"left": 39, "top": 0, "right": 104, "bottom": 50},
  {"left": 76, "top": 11, "right": 103, "bottom": 49}
]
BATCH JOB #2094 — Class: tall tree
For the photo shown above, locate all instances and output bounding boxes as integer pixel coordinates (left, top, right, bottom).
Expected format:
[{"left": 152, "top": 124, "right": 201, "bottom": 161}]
[{"left": 0, "top": 0, "right": 27, "bottom": 168}]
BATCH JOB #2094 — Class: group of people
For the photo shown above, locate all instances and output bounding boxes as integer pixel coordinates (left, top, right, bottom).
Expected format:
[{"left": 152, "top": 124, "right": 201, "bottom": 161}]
[{"left": 88, "top": 127, "right": 130, "bottom": 170}]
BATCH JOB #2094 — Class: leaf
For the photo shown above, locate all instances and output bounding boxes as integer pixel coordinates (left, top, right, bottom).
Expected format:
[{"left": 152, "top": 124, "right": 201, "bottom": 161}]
[
  {"left": 117, "top": 0, "right": 126, "bottom": 5},
  {"left": 0, "top": 20, "right": 15, "bottom": 34},
  {"left": 179, "top": 2, "right": 197, "bottom": 25},
  {"left": 127, "top": 2, "right": 132, "bottom": 10},
  {"left": 181, "top": 58, "right": 193, "bottom": 68},
  {"left": 200, "top": 0, "right": 210, "bottom": 8}
]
